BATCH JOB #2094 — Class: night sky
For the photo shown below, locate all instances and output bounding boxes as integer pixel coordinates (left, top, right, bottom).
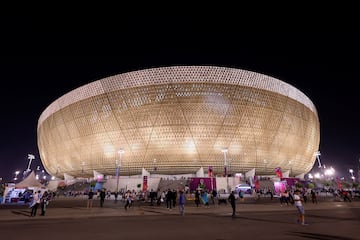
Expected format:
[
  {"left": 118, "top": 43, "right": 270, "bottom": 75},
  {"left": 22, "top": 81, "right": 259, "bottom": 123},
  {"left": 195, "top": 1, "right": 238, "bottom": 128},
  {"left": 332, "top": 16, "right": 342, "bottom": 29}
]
[{"left": 1, "top": 14, "right": 359, "bottom": 182}]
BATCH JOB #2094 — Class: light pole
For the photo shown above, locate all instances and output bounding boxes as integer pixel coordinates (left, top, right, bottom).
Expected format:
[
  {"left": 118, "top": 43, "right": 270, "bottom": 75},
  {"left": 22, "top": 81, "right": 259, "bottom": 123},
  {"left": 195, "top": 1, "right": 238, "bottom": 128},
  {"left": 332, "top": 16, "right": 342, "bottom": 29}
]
[
  {"left": 349, "top": 169, "right": 355, "bottom": 181},
  {"left": 27, "top": 154, "right": 35, "bottom": 171},
  {"left": 81, "top": 161, "right": 85, "bottom": 175},
  {"left": 24, "top": 154, "right": 35, "bottom": 178},
  {"left": 116, "top": 149, "right": 124, "bottom": 193},
  {"left": 221, "top": 148, "right": 229, "bottom": 192},
  {"left": 314, "top": 151, "right": 322, "bottom": 168},
  {"left": 263, "top": 159, "right": 268, "bottom": 173},
  {"left": 288, "top": 160, "right": 292, "bottom": 177},
  {"left": 153, "top": 158, "right": 157, "bottom": 173},
  {"left": 222, "top": 148, "right": 228, "bottom": 176}
]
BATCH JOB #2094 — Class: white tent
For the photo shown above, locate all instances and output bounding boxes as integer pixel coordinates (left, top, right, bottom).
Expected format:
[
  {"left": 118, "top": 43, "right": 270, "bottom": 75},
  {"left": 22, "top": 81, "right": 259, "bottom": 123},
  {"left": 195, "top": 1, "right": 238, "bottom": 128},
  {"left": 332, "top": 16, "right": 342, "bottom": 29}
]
[{"left": 15, "top": 171, "right": 45, "bottom": 189}]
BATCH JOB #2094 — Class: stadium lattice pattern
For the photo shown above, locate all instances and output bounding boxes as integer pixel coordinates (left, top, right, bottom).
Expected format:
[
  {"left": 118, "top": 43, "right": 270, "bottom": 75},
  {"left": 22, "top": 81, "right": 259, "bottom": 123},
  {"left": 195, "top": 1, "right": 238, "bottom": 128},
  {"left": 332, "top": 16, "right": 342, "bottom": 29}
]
[{"left": 37, "top": 66, "right": 320, "bottom": 178}]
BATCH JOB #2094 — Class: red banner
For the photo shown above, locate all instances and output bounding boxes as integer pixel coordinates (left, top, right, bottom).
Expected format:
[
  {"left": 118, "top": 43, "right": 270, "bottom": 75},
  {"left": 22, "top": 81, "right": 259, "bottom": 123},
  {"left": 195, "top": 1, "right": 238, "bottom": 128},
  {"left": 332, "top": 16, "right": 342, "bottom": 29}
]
[
  {"left": 275, "top": 167, "right": 283, "bottom": 178},
  {"left": 254, "top": 176, "right": 260, "bottom": 190},
  {"left": 142, "top": 176, "right": 148, "bottom": 192},
  {"left": 208, "top": 166, "right": 213, "bottom": 177}
]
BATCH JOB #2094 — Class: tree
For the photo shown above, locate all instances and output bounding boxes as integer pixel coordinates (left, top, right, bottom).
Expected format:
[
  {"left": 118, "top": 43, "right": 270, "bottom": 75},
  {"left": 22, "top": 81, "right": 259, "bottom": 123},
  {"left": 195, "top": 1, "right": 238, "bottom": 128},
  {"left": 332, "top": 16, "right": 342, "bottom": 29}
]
[
  {"left": 307, "top": 182, "right": 315, "bottom": 189},
  {"left": 341, "top": 181, "right": 351, "bottom": 189}
]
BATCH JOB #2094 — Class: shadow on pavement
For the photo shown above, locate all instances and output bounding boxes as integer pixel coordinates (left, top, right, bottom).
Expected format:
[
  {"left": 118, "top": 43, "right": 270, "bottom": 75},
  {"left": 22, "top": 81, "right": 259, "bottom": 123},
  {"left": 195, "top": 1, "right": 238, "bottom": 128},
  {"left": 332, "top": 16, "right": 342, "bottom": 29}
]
[{"left": 11, "top": 210, "right": 30, "bottom": 217}]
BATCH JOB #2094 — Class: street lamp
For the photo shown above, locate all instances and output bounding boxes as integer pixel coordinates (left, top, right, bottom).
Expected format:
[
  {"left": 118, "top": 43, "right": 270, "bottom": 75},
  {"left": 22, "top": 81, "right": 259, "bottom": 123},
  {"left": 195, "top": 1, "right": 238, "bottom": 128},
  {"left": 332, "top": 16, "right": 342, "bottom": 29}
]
[
  {"left": 14, "top": 171, "right": 20, "bottom": 182},
  {"left": 27, "top": 154, "right": 35, "bottom": 171},
  {"left": 153, "top": 158, "right": 157, "bottom": 173},
  {"left": 116, "top": 148, "right": 125, "bottom": 192},
  {"left": 221, "top": 148, "right": 229, "bottom": 192},
  {"left": 314, "top": 151, "right": 322, "bottom": 168},
  {"left": 349, "top": 169, "right": 355, "bottom": 181},
  {"left": 23, "top": 154, "right": 35, "bottom": 178},
  {"left": 221, "top": 148, "right": 228, "bottom": 176},
  {"left": 263, "top": 159, "right": 268, "bottom": 173},
  {"left": 81, "top": 161, "right": 85, "bottom": 175},
  {"left": 288, "top": 160, "right": 292, "bottom": 177},
  {"left": 41, "top": 170, "right": 45, "bottom": 182}
]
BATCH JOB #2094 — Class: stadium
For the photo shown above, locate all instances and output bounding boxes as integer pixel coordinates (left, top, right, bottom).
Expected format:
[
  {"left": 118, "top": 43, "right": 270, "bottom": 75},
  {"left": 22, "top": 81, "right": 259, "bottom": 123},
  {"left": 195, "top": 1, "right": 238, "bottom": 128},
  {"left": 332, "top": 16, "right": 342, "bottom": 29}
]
[{"left": 37, "top": 66, "right": 320, "bottom": 183}]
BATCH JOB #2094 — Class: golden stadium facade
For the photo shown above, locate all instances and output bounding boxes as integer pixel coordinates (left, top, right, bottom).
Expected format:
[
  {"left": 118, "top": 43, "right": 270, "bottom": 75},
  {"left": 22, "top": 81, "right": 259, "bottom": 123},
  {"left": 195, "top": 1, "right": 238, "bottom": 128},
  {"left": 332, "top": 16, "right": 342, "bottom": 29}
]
[{"left": 37, "top": 66, "right": 320, "bottom": 178}]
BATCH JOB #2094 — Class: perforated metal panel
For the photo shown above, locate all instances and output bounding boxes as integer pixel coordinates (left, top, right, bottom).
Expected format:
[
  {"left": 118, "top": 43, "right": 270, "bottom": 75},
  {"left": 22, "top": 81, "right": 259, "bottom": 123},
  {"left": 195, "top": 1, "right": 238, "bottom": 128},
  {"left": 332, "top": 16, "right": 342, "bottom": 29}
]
[{"left": 37, "top": 66, "right": 320, "bottom": 178}]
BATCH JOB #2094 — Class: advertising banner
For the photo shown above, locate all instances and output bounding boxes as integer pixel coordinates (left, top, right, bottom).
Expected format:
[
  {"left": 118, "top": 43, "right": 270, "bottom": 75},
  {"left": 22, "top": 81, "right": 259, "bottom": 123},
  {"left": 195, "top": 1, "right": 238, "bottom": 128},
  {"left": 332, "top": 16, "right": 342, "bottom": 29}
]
[
  {"left": 143, "top": 176, "right": 148, "bottom": 192},
  {"left": 189, "top": 177, "right": 216, "bottom": 191}
]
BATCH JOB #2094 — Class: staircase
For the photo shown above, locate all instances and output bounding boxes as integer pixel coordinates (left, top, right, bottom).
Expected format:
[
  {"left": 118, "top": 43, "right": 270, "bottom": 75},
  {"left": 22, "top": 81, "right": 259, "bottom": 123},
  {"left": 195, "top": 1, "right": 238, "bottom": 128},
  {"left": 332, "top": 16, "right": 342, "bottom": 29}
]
[{"left": 157, "top": 178, "right": 190, "bottom": 192}]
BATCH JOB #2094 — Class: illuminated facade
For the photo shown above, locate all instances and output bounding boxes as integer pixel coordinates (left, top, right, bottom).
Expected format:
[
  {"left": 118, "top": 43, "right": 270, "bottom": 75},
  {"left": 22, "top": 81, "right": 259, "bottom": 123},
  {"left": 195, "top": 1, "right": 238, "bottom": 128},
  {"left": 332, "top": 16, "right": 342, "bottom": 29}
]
[{"left": 37, "top": 66, "right": 320, "bottom": 178}]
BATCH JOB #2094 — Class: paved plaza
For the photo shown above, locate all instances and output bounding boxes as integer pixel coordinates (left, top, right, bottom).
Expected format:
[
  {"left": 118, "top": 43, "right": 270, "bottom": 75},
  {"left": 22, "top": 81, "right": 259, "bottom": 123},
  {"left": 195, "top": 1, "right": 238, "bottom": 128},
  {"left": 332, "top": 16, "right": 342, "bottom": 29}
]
[{"left": 0, "top": 197, "right": 359, "bottom": 240}]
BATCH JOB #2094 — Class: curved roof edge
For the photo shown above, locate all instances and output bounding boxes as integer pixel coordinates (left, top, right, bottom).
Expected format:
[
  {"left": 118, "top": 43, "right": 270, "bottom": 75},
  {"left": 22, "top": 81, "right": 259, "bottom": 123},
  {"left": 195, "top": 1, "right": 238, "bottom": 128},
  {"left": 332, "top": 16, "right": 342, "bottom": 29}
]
[{"left": 38, "top": 66, "right": 318, "bottom": 127}]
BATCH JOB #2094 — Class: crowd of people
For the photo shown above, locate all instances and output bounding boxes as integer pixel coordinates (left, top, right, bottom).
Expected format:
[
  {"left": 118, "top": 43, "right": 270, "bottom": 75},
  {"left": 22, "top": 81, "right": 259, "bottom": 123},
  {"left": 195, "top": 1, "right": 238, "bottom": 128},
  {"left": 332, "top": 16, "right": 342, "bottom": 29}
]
[{"left": 22, "top": 183, "right": 358, "bottom": 222}]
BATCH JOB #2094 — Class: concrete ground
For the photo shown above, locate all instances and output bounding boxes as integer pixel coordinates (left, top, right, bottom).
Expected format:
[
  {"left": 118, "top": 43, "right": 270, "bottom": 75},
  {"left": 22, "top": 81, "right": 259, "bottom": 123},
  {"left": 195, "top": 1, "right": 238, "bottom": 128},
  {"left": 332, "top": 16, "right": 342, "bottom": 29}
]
[{"left": 0, "top": 197, "right": 359, "bottom": 240}]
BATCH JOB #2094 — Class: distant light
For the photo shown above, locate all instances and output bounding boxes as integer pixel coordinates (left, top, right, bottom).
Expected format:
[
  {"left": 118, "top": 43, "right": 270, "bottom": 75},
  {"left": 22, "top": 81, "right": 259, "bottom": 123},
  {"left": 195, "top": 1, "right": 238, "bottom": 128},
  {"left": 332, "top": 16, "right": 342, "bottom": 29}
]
[{"left": 325, "top": 167, "right": 335, "bottom": 176}]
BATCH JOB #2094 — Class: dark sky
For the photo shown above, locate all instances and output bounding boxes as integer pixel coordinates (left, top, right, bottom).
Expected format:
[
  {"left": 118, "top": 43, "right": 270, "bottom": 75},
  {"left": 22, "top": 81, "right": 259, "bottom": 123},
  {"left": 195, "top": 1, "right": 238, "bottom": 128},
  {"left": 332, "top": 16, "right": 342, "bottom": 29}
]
[{"left": 1, "top": 14, "right": 359, "bottom": 182}]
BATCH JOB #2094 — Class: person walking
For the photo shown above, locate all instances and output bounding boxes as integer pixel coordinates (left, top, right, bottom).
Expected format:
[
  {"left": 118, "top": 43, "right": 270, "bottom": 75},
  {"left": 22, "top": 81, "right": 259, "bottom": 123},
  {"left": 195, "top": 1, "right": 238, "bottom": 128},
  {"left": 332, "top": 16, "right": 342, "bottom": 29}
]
[
  {"left": 87, "top": 189, "right": 94, "bottom": 208},
  {"left": 149, "top": 189, "right": 155, "bottom": 206},
  {"left": 228, "top": 191, "right": 236, "bottom": 217},
  {"left": 178, "top": 190, "right": 186, "bottom": 216},
  {"left": 40, "top": 191, "right": 50, "bottom": 216},
  {"left": 166, "top": 189, "right": 172, "bottom": 210},
  {"left": 99, "top": 189, "right": 106, "bottom": 207},
  {"left": 310, "top": 190, "right": 317, "bottom": 204},
  {"left": 195, "top": 190, "right": 200, "bottom": 207},
  {"left": 172, "top": 189, "right": 177, "bottom": 208},
  {"left": 211, "top": 188, "right": 217, "bottom": 204},
  {"left": 115, "top": 191, "right": 119, "bottom": 203},
  {"left": 30, "top": 190, "right": 42, "bottom": 217},
  {"left": 124, "top": 191, "right": 132, "bottom": 210},
  {"left": 201, "top": 190, "right": 209, "bottom": 208},
  {"left": 294, "top": 190, "right": 308, "bottom": 225}
]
